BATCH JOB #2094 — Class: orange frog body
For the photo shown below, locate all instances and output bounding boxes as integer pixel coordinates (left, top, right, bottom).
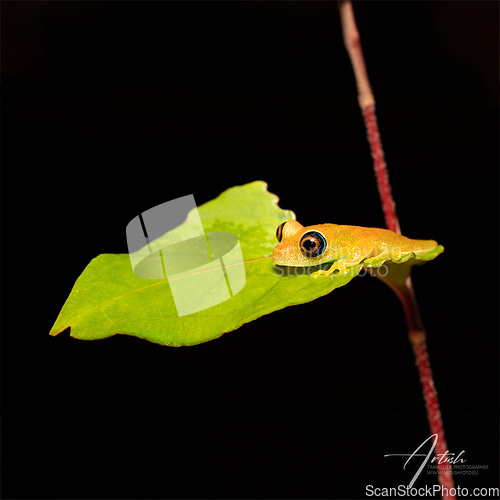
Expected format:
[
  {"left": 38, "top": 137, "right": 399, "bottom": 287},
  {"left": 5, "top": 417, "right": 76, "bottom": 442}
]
[{"left": 273, "top": 220, "right": 439, "bottom": 278}]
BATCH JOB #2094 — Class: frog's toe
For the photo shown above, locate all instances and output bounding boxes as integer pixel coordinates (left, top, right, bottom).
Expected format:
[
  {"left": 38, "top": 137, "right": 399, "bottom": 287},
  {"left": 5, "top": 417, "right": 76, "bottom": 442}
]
[{"left": 311, "top": 269, "right": 328, "bottom": 279}]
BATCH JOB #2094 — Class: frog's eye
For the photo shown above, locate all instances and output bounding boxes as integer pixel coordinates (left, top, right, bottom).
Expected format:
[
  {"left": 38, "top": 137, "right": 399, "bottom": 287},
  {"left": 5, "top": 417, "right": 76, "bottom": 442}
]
[
  {"left": 276, "top": 222, "right": 287, "bottom": 242},
  {"left": 300, "top": 231, "right": 327, "bottom": 257}
]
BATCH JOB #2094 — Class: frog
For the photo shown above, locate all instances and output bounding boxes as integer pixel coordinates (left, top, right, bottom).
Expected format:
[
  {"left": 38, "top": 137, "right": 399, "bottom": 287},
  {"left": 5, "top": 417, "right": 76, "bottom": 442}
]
[{"left": 273, "top": 220, "right": 440, "bottom": 278}]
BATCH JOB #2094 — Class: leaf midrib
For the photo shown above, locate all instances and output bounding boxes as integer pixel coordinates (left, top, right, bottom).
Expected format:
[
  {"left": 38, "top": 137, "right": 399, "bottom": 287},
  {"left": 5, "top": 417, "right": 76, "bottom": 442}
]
[{"left": 51, "top": 255, "right": 273, "bottom": 333}]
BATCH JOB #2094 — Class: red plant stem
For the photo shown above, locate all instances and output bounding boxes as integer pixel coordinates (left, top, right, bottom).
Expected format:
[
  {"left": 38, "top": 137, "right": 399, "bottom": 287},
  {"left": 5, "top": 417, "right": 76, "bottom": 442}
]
[
  {"left": 363, "top": 106, "right": 400, "bottom": 235},
  {"left": 338, "top": 2, "right": 455, "bottom": 498}
]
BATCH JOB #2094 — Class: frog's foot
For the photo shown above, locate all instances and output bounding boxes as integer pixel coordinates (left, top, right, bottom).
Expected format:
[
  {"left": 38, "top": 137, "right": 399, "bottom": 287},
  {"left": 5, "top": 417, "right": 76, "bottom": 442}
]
[
  {"left": 311, "top": 268, "right": 331, "bottom": 279},
  {"left": 311, "top": 261, "right": 348, "bottom": 278}
]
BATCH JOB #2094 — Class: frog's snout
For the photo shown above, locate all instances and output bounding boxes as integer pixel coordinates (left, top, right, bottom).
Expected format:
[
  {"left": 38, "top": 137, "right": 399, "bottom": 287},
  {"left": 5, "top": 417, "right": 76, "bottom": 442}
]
[
  {"left": 273, "top": 243, "right": 296, "bottom": 266},
  {"left": 272, "top": 243, "right": 285, "bottom": 264}
]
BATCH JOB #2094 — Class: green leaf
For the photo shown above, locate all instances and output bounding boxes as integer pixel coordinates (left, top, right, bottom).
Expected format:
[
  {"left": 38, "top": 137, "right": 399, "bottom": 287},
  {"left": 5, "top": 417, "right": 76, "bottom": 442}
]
[
  {"left": 366, "top": 243, "right": 444, "bottom": 289},
  {"left": 50, "top": 181, "right": 443, "bottom": 346}
]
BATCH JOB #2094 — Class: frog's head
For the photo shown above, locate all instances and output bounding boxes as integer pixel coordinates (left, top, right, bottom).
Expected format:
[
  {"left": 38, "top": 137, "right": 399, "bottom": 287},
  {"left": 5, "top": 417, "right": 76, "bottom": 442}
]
[{"left": 273, "top": 220, "right": 328, "bottom": 267}]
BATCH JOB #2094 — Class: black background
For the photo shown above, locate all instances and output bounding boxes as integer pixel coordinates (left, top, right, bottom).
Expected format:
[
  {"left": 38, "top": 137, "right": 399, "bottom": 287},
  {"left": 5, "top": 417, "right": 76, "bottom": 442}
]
[{"left": 3, "top": 2, "right": 499, "bottom": 499}]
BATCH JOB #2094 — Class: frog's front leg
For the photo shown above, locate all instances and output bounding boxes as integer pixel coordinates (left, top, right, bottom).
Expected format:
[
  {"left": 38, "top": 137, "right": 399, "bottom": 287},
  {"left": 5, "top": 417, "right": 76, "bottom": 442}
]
[
  {"left": 311, "top": 248, "right": 372, "bottom": 278},
  {"left": 311, "top": 260, "right": 348, "bottom": 278},
  {"left": 311, "top": 255, "right": 361, "bottom": 278}
]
